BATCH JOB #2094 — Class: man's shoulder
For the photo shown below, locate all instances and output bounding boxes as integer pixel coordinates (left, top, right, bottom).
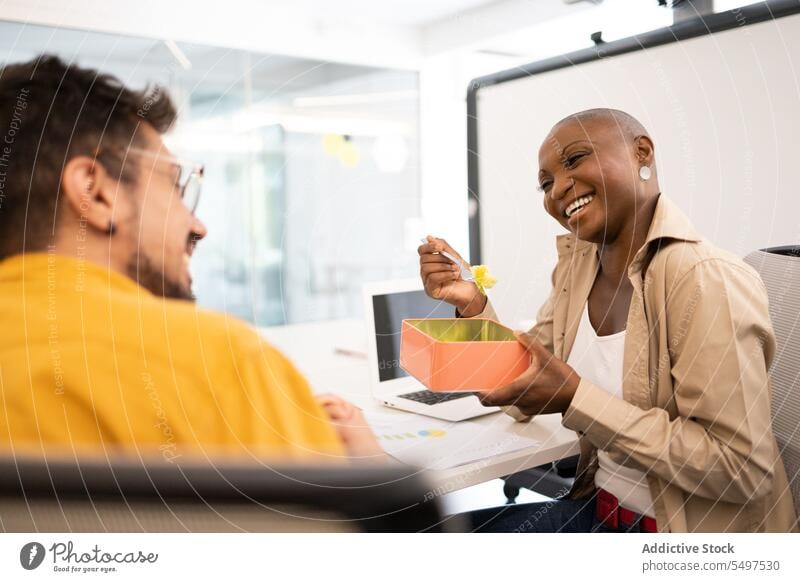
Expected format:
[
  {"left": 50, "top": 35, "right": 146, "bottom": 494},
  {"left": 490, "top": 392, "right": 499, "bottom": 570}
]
[{"left": 134, "top": 296, "right": 275, "bottom": 358}]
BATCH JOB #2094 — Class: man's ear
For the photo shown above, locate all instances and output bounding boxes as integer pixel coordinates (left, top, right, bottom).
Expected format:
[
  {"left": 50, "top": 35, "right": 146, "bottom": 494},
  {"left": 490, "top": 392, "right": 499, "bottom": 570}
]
[
  {"left": 634, "top": 135, "right": 655, "bottom": 166},
  {"left": 61, "top": 156, "right": 118, "bottom": 234}
]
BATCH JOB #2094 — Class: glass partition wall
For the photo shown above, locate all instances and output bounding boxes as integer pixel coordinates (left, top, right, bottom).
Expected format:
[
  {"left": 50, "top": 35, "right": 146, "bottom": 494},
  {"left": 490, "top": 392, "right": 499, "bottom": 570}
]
[{"left": 0, "top": 21, "right": 421, "bottom": 326}]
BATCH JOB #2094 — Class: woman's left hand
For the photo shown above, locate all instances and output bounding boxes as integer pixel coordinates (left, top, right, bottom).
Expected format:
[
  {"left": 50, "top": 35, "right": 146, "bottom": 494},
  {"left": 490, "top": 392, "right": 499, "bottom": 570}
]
[{"left": 478, "top": 331, "right": 581, "bottom": 416}]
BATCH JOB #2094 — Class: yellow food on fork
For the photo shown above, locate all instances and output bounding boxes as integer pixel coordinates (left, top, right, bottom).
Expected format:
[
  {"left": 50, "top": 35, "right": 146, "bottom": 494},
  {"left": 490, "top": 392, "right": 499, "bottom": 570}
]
[{"left": 470, "top": 264, "right": 497, "bottom": 295}]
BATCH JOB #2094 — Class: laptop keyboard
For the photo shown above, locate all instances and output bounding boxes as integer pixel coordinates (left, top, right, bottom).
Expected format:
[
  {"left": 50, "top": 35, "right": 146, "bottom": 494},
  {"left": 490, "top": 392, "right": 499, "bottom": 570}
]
[{"left": 397, "top": 389, "right": 477, "bottom": 405}]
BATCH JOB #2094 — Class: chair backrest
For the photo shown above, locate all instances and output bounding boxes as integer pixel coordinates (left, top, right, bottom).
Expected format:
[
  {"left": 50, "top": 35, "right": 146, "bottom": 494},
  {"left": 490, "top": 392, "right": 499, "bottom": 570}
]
[
  {"left": 0, "top": 453, "right": 462, "bottom": 533},
  {"left": 744, "top": 246, "right": 800, "bottom": 511}
]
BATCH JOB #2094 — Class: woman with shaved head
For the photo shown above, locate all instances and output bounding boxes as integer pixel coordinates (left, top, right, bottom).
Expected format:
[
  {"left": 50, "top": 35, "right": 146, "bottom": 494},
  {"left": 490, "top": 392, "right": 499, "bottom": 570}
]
[{"left": 418, "top": 108, "right": 797, "bottom": 532}]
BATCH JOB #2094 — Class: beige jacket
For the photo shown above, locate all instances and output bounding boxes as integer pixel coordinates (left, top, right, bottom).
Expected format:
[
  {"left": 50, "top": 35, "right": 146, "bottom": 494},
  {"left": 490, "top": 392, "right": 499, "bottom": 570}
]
[{"left": 475, "top": 196, "right": 797, "bottom": 532}]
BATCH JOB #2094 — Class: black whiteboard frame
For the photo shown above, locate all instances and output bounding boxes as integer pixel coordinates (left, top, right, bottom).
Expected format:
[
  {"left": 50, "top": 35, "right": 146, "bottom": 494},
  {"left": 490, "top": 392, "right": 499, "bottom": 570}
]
[{"left": 466, "top": 0, "right": 800, "bottom": 264}]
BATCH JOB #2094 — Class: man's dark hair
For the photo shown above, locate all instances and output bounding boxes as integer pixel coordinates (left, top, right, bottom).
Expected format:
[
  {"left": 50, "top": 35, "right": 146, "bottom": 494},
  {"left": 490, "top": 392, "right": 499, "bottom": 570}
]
[{"left": 0, "top": 54, "right": 177, "bottom": 260}]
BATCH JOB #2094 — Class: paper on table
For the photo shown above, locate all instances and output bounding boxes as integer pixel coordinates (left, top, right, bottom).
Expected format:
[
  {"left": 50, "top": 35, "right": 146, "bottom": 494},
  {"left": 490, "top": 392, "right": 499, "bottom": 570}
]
[{"left": 364, "top": 411, "right": 540, "bottom": 470}]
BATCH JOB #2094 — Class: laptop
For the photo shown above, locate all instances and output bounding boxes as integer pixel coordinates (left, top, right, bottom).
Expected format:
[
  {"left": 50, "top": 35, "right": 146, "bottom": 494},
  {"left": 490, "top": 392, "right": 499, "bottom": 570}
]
[{"left": 363, "top": 279, "right": 500, "bottom": 421}]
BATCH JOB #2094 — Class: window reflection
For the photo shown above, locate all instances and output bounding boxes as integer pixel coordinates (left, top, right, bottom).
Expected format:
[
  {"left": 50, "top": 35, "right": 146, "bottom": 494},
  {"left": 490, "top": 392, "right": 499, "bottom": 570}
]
[{"left": 0, "top": 22, "right": 421, "bottom": 326}]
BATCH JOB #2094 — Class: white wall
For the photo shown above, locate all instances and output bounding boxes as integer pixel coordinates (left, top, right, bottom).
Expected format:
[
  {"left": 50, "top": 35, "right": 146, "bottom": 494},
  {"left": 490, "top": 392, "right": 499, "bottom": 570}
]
[
  {"left": 474, "top": 11, "right": 800, "bottom": 326},
  {"left": 414, "top": 0, "right": 676, "bottom": 262}
]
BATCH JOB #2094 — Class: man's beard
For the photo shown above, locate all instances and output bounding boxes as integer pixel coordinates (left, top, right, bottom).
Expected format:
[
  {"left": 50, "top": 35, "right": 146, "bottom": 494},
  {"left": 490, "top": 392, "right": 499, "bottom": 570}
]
[{"left": 126, "top": 252, "right": 195, "bottom": 301}]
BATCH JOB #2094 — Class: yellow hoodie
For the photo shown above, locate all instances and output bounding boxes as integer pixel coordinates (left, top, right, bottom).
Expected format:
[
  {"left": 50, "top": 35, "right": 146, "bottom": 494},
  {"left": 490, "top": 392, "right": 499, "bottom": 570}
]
[{"left": 0, "top": 253, "right": 343, "bottom": 461}]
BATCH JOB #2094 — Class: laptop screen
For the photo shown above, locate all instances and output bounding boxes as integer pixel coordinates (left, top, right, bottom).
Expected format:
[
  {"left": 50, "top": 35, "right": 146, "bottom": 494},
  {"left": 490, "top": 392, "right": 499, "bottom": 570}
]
[{"left": 372, "top": 290, "right": 455, "bottom": 382}]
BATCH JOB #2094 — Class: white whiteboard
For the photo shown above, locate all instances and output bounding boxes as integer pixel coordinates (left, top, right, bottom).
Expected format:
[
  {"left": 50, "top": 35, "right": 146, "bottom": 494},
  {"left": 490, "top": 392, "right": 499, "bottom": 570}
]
[{"left": 473, "top": 9, "right": 800, "bottom": 326}]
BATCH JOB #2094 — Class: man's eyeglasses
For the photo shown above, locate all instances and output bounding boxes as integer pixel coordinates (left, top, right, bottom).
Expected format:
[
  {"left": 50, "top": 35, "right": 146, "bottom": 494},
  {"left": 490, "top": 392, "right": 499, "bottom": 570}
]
[{"left": 96, "top": 147, "right": 205, "bottom": 214}]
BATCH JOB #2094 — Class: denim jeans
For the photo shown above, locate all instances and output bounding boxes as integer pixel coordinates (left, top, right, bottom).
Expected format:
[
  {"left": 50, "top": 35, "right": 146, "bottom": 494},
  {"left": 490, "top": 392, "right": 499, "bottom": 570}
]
[{"left": 463, "top": 496, "right": 652, "bottom": 533}]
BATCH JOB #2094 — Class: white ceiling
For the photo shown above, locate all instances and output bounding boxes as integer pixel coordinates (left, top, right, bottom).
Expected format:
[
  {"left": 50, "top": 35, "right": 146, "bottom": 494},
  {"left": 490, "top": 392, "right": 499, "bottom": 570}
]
[
  {"left": 267, "top": 0, "right": 501, "bottom": 26},
  {"left": 0, "top": 0, "right": 741, "bottom": 69},
  {"left": 0, "top": 0, "right": 607, "bottom": 69}
]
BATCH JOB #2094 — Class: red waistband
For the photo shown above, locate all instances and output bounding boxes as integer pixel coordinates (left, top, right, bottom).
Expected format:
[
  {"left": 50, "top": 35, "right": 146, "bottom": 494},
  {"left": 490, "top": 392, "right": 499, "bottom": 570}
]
[{"left": 596, "top": 488, "right": 658, "bottom": 533}]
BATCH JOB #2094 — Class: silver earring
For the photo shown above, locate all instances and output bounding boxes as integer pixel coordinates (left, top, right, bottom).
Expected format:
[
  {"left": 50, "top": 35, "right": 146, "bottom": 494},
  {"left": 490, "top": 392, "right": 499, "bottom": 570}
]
[{"left": 639, "top": 166, "right": 652, "bottom": 181}]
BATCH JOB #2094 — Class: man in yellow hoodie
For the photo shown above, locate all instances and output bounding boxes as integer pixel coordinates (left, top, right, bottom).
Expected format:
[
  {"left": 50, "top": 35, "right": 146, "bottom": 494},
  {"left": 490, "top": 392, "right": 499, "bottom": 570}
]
[{"left": 0, "top": 55, "right": 382, "bottom": 463}]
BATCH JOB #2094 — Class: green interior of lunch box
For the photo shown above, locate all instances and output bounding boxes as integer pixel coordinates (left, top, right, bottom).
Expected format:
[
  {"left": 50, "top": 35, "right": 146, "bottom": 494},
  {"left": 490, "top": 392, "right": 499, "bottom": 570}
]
[{"left": 404, "top": 319, "right": 516, "bottom": 342}]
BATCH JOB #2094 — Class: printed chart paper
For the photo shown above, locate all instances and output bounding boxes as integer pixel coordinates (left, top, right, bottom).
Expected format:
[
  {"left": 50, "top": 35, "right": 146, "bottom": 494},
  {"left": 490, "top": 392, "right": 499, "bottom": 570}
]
[{"left": 364, "top": 411, "right": 540, "bottom": 469}]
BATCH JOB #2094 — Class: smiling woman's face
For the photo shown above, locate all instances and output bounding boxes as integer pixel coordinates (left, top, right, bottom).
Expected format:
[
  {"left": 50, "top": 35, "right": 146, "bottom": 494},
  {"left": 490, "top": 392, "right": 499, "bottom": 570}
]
[{"left": 537, "top": 117, "right": 649, "bottom": 245}]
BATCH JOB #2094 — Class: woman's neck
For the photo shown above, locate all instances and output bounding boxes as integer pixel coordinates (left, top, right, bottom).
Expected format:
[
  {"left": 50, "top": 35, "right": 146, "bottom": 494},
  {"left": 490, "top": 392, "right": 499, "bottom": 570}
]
[{"left": 597, "top": 194, "right": 659, "bottom": 282}]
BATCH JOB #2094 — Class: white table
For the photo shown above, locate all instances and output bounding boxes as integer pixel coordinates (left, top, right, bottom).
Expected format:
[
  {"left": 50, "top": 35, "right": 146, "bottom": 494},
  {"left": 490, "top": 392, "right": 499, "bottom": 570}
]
[{"left": 260, "top": 319, "right": 579, "bottom": 493}]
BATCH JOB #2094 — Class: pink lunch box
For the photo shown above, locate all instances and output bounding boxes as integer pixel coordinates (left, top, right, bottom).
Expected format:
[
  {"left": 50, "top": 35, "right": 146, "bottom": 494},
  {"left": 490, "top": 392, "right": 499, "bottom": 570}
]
[{"left": 399, "top": 318, "right": 530, "bottom": 392}]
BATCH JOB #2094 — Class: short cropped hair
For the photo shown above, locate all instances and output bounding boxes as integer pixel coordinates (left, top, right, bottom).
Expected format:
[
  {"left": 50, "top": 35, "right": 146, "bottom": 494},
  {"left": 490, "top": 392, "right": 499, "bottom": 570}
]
[
  {"left": 553, "top": 108, "right": 650, "bottom": 141},
  {"left": 0, "top": 54, "right": 177, "bottom": 260}
]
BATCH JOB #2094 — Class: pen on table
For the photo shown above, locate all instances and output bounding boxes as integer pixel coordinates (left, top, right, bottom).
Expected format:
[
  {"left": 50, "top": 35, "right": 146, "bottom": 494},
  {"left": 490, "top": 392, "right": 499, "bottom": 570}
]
[{"left": 333, "top": 346, "right": 367, "bottom": 359}]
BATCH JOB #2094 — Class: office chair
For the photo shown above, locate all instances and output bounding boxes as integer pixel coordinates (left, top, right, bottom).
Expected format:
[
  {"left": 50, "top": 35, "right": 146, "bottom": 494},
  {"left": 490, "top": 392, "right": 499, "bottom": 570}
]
[
  {"left": 505, "top": 244, "right": 800, "bottom": 506},
  {"left": 744, "top": 245, "right": 800, "bottom": 514},
  {"left": 0, "top": 453, "right": 463, "bottom": 532},
  {"left": 502, "top": 456, "right": 579, "bottom": 503}
]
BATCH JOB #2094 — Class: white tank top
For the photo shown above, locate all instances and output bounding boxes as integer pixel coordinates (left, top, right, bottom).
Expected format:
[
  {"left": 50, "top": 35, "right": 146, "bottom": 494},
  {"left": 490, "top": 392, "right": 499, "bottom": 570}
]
[{"left": 565, "top": 303, "right": 655, "bottom": 517}]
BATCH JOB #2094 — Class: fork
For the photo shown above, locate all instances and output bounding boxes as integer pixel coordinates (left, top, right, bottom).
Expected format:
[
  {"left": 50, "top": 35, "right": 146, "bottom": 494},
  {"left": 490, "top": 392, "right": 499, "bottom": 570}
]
[{"left": 420, "top": 238, "right": 475, "bottom": 282}]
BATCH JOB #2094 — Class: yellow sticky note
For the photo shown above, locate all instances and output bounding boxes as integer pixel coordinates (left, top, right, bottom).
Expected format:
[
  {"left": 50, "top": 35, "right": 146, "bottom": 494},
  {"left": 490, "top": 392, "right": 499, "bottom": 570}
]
[{"left": 470, "top": 264, "right": 497, "bottom": 295}]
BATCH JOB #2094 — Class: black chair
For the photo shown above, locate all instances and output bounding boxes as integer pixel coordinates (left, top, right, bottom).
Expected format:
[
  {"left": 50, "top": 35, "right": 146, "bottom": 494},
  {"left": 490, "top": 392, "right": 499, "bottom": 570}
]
[
  {"left": 502, "top": 455, "right": 579, "bottom": 503},
  {"left": 0, "top": 453, "right": 464, "bottom": 532}
]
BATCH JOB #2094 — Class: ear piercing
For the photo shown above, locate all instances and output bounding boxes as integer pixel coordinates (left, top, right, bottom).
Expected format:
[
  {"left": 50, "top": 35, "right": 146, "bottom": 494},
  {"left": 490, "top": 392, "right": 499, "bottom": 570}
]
[
  {"left": 639, "top": 166, "right": 652, "bottom": 181},
  {"left": 106, "top": 222, "right": 117, "bottom": 236}
]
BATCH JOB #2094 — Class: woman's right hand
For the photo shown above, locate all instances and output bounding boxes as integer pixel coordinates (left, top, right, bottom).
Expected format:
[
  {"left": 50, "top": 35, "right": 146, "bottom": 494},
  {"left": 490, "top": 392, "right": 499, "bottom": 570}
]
[{"left": 417, "top": 235, "right": 487, "bottom": 317}]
